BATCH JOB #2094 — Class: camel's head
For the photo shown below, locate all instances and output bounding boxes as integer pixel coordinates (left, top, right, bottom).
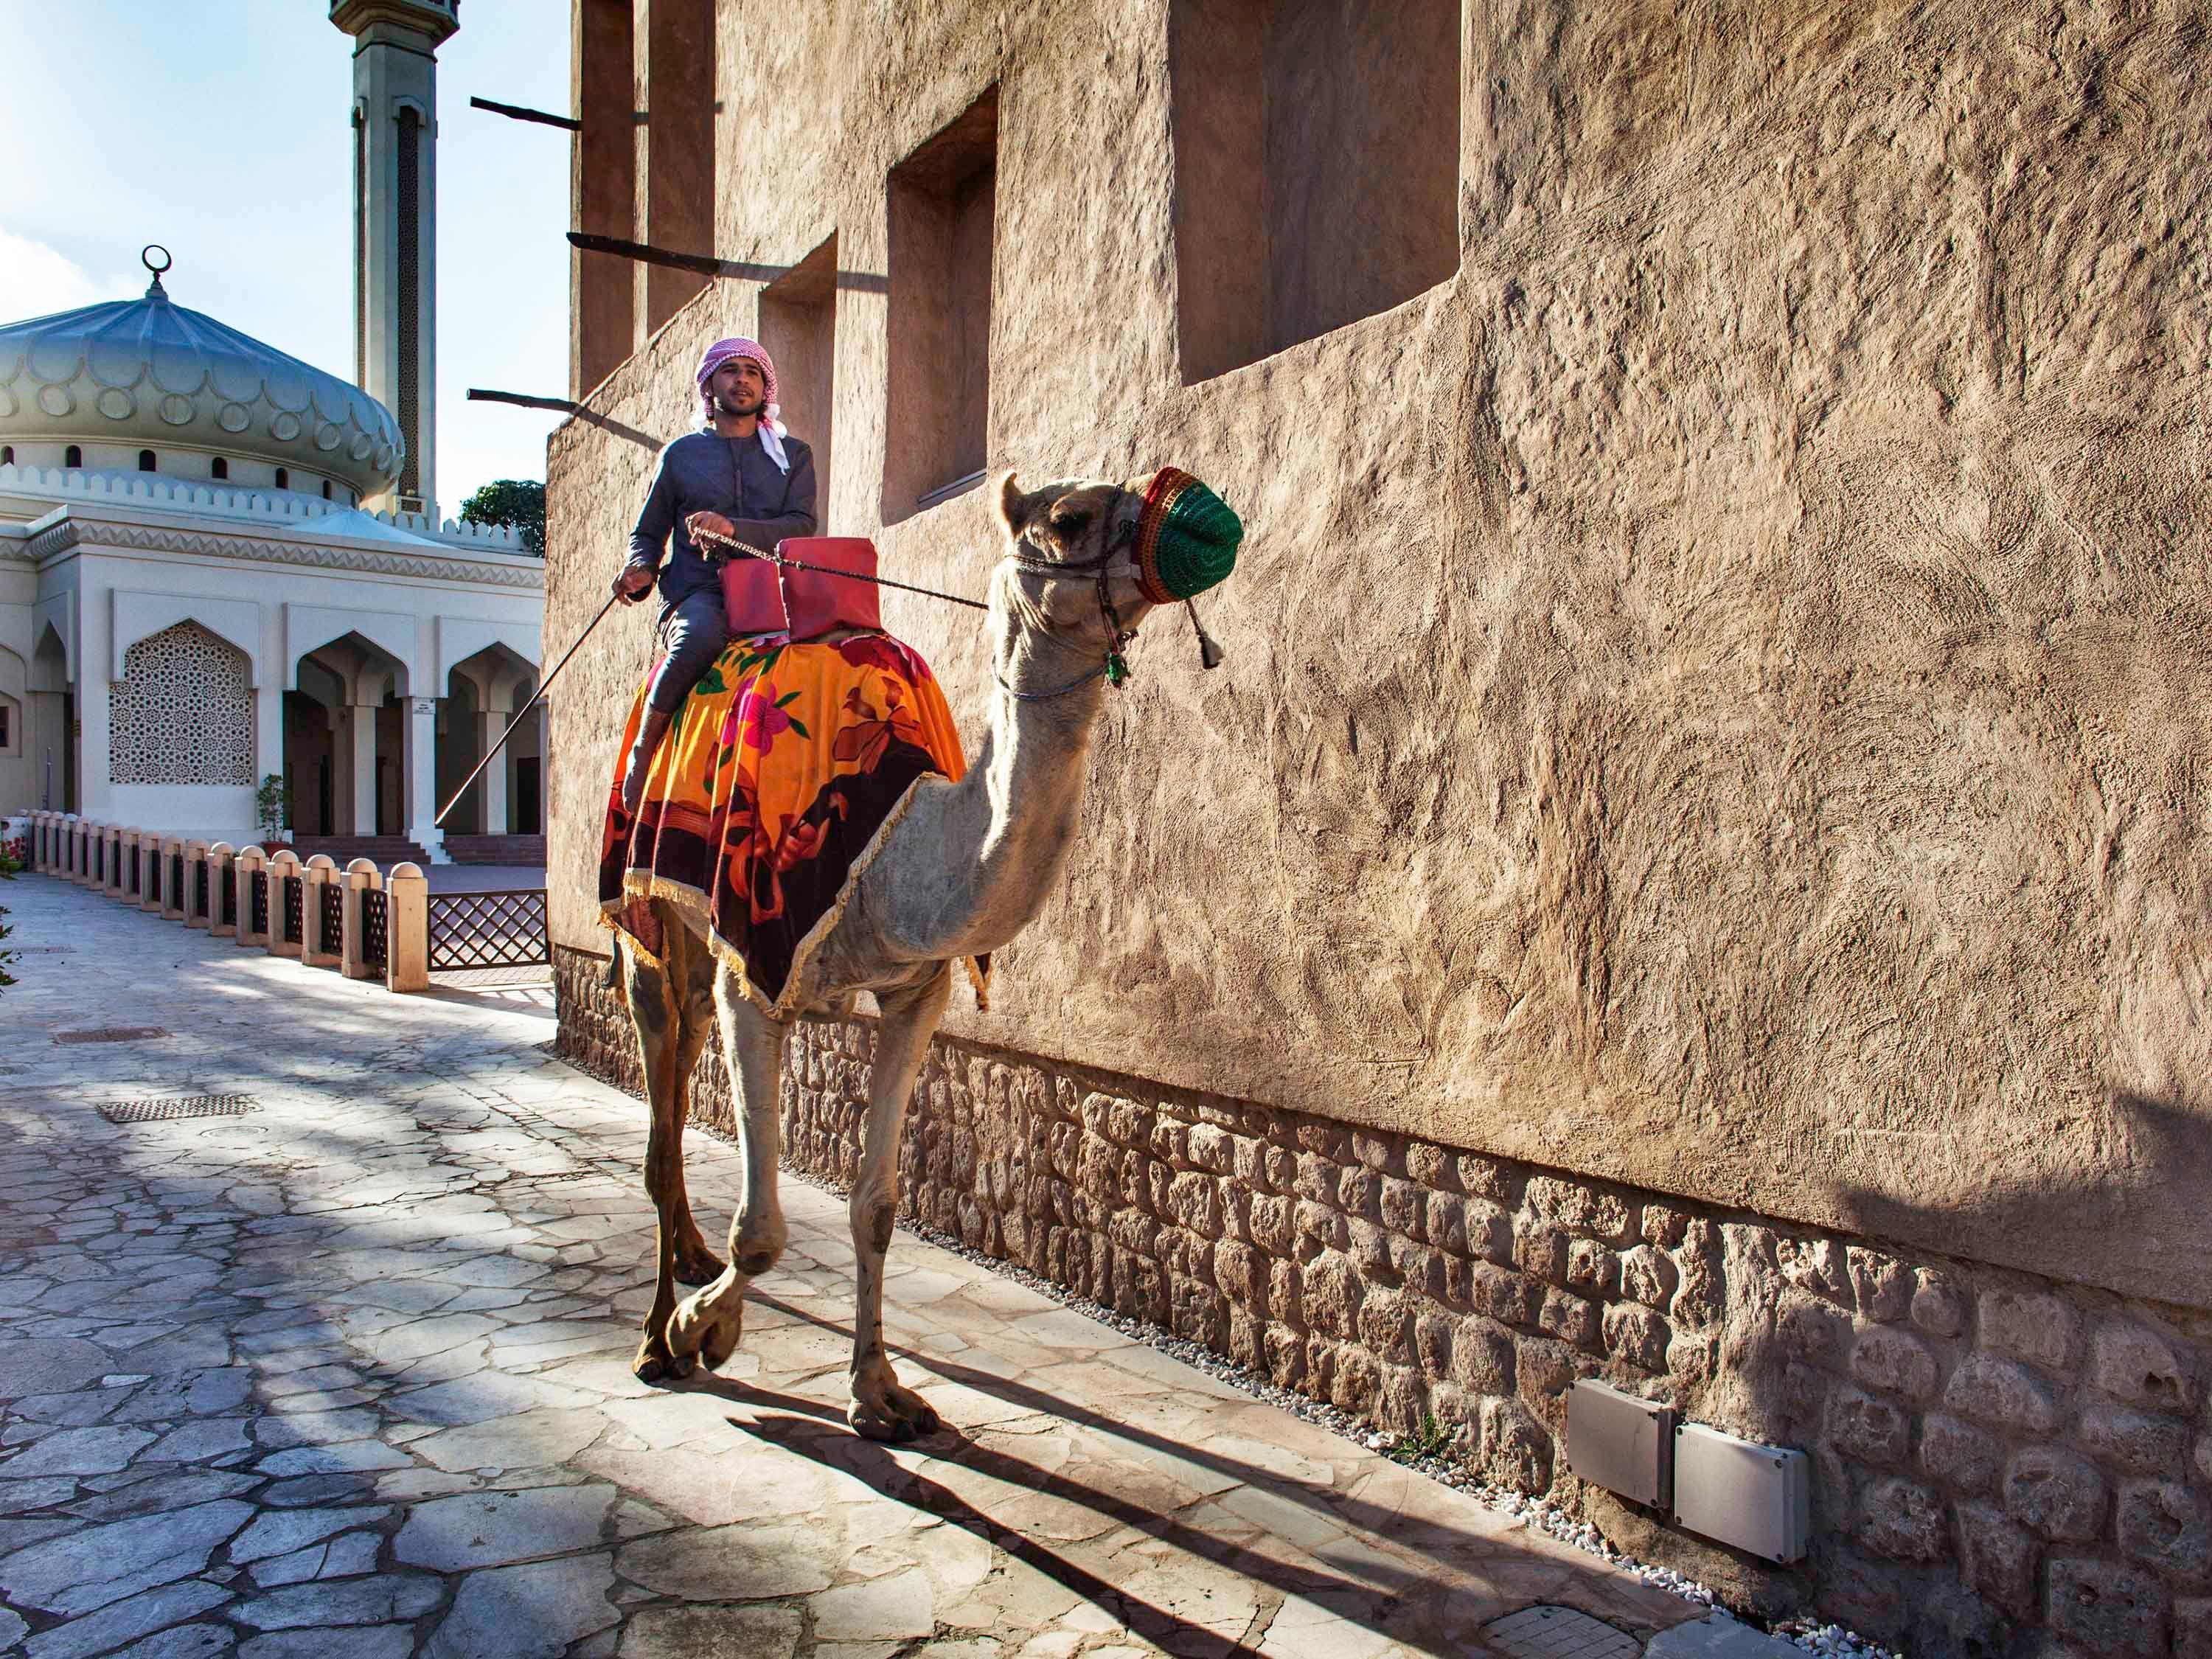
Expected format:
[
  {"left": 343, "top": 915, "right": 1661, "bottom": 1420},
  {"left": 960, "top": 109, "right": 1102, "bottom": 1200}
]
[
  {"left": 993, "top": 470, "right": 1240, "bottom": 670},
  {"left": 995, "top": 473, "right": 1152, "bottom": 639}
]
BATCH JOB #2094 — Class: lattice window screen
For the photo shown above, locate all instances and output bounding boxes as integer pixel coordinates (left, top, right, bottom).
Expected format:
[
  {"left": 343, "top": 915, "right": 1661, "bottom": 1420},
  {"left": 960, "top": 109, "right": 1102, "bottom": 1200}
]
[{"left": 109, "top": 622, "right": 253, "bottom": 786}]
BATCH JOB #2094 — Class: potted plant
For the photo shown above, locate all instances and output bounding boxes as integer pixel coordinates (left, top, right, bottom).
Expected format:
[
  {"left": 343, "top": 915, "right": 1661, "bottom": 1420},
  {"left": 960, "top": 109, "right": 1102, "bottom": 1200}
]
[{"left": 255, "top": 773, "right": 292, "bottom": 846}]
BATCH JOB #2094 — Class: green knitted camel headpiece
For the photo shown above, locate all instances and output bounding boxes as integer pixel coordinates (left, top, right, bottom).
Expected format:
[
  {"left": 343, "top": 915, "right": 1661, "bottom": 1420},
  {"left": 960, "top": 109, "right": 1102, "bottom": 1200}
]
[{"left": 1131, "top": 467, "right": 1242, "bottom": 605}]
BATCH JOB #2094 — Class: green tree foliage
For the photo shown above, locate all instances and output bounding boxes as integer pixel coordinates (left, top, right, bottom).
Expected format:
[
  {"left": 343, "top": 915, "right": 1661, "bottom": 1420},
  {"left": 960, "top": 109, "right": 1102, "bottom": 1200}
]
[
  {"left": 256, "top": 773, "right": 291, "bottom": 841},
  {"left": 459, "top": 479, "right": 546, "bottom": 556}
]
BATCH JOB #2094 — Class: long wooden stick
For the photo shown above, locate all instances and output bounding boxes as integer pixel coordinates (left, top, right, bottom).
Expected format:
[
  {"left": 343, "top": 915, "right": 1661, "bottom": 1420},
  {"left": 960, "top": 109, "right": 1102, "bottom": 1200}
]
[
  {"left": 469, "top": 95, "right": 582, "bottom": 132},
  {"left": 434, "top": 591, "right": 621, "bottom": 830}
]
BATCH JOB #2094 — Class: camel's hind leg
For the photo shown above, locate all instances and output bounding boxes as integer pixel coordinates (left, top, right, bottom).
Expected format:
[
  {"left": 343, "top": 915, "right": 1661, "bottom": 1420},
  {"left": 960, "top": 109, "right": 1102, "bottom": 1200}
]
[
  {"left": 667, "top": 966, "right": 790, "bottom": 1371},
  {"left": 846, "top": 967, "right": 951, "bottom": 1441},
  {"left": 627, "top": 919, "right": 723, "bottom": 1383}
]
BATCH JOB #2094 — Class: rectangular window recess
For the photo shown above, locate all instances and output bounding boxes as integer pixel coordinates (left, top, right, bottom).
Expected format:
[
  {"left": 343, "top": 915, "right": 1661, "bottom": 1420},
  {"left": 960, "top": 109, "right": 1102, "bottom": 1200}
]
[
  {"left": 883, "top": 87, "right": 998, "bottom": 525},
  {"left": 916, "top": 470, "right": 988, "bottom": 511},
  {"left": 759, "top": 234, "right": 840, "bottom": 519},
  {"left": 1169, "top": 0, "right": 1462, "bottom": 382}
]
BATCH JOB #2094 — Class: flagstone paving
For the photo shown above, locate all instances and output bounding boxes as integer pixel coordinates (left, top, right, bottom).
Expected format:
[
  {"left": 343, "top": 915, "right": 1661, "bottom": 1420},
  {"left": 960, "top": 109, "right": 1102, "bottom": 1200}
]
[{"left": 0, "top": 873, "right": 1711, "bottom": 1658}]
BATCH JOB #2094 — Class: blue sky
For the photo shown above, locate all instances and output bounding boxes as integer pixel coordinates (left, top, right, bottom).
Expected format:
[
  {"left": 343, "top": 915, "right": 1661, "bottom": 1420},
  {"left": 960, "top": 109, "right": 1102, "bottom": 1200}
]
[{"left": 0, "top": 0, "right": 571, "bottom": 512}]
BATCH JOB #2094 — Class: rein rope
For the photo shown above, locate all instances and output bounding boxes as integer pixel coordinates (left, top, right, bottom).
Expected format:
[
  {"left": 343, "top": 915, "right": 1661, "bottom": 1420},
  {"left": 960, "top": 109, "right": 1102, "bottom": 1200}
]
[
  {"left": 689, "top": 525, "right": 989, "bottom": 610},
  {"left": 689, "top": 518, "right": 1146, "bottom": 702}
]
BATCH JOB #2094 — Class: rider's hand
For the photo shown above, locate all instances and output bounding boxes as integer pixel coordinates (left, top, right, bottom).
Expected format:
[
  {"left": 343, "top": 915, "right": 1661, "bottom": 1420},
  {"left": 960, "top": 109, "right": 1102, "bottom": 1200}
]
[
  {"left": 686, "top": 510, "right": 738, "bottom": 550},
  {"left": 611, "top": 562, "right": 656, "bottom": 603}
]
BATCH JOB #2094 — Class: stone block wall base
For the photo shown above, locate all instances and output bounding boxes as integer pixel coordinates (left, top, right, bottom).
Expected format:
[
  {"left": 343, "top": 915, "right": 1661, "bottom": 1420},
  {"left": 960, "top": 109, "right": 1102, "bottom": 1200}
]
[{"left": 552, "top": 945, "right": 2212, "bottom": 1658}]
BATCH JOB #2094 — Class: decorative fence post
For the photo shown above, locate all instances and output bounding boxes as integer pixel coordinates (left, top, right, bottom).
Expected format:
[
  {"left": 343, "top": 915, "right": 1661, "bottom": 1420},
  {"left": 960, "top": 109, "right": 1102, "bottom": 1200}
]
[
  {"left": 111, "top": 827, "right": 133, "bottom": 900},
  {"left": 301, "top": 855, "right": 341, "bottom": 970},
  {"left": 30, "top": 812, "right": 46, "bottom": 871},
  {"left": 139, "top": 832, "right": 164, "bottom": 913},
  {"left": 208, "top": 844, "right": 237, "bottom": 939},
  {"left": 184, "top": 841, "right": 209, "bottom": 928},
  {"left": 234, "top": 846, "right": 269, "bottom": 947},
  {"left": 384, "top": 862, "right": 430, "bottom": 992},
  {"left": 266, "top": 848, "right": 303, "bottom": 959},
  {"left": 341, "top": 859, "right": 383, "bottom": 981},
  {"left": 74, "top": 817, "right": 90, "bottom": 883},
  {"left": 161, "top": 836, "right": 187, "bottom": 921}
]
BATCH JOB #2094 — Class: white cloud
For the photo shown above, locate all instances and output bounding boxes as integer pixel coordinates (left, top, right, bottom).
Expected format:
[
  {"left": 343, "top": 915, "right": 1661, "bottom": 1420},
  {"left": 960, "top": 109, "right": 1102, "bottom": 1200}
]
[{"left": 0, "top": 230, "right": 140, "bottom": 324}]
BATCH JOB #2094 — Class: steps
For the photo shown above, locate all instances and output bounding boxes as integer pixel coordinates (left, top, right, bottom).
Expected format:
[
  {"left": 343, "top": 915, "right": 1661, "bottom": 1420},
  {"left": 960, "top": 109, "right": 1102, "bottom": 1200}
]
[
  {"left": 442, "top": 835, "right": 546, "bottom": 866},
  {"left": 291, "top": 835, "right": 433, "bottom": 868}
]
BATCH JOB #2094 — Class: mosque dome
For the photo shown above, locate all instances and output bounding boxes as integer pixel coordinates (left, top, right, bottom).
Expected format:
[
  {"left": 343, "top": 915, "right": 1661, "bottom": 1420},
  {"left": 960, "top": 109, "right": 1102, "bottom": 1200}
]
[{"left": 0, "top": 249, "right": 403, "bottom": 498}]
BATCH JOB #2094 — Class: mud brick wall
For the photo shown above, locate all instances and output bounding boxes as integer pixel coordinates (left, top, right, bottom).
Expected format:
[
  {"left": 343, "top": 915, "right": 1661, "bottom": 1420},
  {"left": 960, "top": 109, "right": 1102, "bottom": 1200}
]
[{"left": 557, "top": 947, "right": 2212, "bottom": 1659}]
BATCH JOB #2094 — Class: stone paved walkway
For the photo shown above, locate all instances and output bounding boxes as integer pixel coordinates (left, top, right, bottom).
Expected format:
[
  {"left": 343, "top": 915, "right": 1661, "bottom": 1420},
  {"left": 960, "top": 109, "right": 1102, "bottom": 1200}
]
[{"left": 0, "top": 873, "right": 1707, "bottom": 1659}]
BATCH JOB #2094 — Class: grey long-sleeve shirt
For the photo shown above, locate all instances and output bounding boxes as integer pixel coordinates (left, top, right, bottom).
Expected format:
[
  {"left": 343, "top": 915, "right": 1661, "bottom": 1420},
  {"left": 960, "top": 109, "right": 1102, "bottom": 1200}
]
[{"left": 627, "top": 428, "right": 818, "bottom": 606}]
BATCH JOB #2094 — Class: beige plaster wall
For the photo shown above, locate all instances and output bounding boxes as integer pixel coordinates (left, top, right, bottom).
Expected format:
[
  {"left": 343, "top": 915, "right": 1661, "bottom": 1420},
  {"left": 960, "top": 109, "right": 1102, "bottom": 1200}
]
[{"left": 548, "top": 0, "right": 2212, "bottom": 1307}]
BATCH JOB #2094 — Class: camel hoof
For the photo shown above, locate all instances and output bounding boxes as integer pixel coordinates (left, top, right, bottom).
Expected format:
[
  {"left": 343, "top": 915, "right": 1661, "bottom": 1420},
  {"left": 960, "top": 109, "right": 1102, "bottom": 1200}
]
[
  {"left": 634, "top": 1346, "right": 695, "bottom": 1385},
  {"left": 849, "top": 1402, "right": 919, "bottom": 1442},
  {"left": 849, "top": 1382, "right": 940, "bottom": 1441},
  {"left": 675, "top": 1251, "right": 725, "bottom": 1288},
  {"left": 699, "top": 1315, "right": 743, "bottom": 1369}
]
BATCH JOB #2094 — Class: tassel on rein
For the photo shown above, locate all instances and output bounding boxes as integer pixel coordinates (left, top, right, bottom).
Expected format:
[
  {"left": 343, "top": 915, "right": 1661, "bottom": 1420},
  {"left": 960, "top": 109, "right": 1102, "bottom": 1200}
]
[{"left": 1186, "top": 600, "right": 1225, "bottom": 670}]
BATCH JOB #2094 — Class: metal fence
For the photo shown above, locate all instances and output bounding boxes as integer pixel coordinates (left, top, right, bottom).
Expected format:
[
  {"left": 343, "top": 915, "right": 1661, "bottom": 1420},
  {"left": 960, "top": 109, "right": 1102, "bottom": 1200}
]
[
  {"left": 195, "top": 860, "right": 209, "bottom": 919},
  {"left": 361, "top": 887, "right": 389, "bottom": 972},
  {"left": 220, "top": 866, "right": 236, "bottom": 928},
  {"left": 319, "top": 882, "right": 345, "bottom": 956},
  {"left": 250, "top": 872, "right": 268, "bottom": 937},
  {"left": 282, "top": 876, "right": 303, "bottom": 945},
  {"left": 128, "top": 847, "right": 139, "bottom": 897},
  {"left": 170, "top": 852, "right": 184, "bottom": 907},
  {"left": 426, "top": 888, "right": 549, "bottom": 971}
]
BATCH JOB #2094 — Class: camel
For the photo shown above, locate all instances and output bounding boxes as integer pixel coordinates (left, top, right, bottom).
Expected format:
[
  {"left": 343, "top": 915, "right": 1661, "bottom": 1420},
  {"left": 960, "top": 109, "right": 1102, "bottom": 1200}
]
[{"left": 616, "top": 469, "right": 1224, "bottom": 1440}]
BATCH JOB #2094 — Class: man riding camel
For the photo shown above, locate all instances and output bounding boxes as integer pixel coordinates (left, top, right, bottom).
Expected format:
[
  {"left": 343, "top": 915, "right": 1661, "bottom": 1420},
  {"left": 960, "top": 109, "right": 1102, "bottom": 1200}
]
[{"left": 613, "top": 338, "right": 818, "bottom": 813}]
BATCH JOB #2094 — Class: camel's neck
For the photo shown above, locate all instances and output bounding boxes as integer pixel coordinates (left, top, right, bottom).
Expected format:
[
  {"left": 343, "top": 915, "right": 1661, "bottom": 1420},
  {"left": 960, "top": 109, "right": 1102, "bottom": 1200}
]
[{"left": 915, "top": 578, "right": 1110, "bottom": 959}]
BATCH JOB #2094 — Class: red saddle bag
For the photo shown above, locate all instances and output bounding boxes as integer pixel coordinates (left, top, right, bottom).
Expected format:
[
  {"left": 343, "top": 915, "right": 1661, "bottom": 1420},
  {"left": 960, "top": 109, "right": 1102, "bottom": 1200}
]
[
  {"left": 776, "top": 537, "right": 883, "bottom": 638},
  {"left": 717, "top": 547, "right": 785, "bottom": 636}
]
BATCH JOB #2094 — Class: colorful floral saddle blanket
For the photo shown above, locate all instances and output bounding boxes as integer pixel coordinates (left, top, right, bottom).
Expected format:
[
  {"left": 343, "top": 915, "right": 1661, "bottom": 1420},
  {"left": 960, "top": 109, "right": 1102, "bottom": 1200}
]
[{"left": 599, "top": 630, "right": 986, "bottom": 1012}]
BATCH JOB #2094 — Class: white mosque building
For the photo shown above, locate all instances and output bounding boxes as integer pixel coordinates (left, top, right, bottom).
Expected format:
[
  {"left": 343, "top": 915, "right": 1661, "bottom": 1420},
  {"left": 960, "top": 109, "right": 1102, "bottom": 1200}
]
[{"left": 0, "top": 0, "right": 545, "bottom": 862}]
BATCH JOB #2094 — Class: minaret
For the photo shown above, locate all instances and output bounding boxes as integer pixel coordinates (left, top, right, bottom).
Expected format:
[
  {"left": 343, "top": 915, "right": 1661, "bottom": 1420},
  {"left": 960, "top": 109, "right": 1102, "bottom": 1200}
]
[{"left": 330, "top": 0, "right": 459, "bottom": 519}]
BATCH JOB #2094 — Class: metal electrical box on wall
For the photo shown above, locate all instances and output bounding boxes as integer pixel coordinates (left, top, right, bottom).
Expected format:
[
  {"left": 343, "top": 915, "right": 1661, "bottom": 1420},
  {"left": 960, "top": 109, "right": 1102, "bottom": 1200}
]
[
  {"left": 1672, "top": 1422, "right": 1812, "bottom": 1563},
  {"left": 1564, "top": 1380, "right": 1674, "bottom": 1507}
]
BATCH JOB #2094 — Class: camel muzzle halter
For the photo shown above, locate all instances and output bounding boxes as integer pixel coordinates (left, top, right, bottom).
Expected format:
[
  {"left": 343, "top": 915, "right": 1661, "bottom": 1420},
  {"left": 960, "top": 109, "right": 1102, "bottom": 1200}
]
[{"left": 998, "top": 513, "right": 1144, "bottom": 700}]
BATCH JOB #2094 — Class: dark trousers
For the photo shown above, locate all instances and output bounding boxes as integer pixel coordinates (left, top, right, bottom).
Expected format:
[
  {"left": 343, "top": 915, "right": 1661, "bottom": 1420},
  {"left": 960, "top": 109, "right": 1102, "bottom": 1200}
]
[{"left": 647, "top": 586, "right": 731, "bottom": 713}]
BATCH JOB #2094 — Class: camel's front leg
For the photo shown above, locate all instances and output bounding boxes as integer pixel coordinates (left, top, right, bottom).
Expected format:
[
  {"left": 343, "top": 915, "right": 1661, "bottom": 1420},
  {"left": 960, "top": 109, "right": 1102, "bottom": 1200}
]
[
  {"left": 667, "top": 967, "right": 790, "bottom": 1371},
  {"left": 664, "top": 946, "right": 726, "bottom": 1288},
  {"left": 846, "top": 967, "right": 951, "bottom": 1441},
  {"left": 626, "top": 937, "right": 700, "bottom": 1382}
]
